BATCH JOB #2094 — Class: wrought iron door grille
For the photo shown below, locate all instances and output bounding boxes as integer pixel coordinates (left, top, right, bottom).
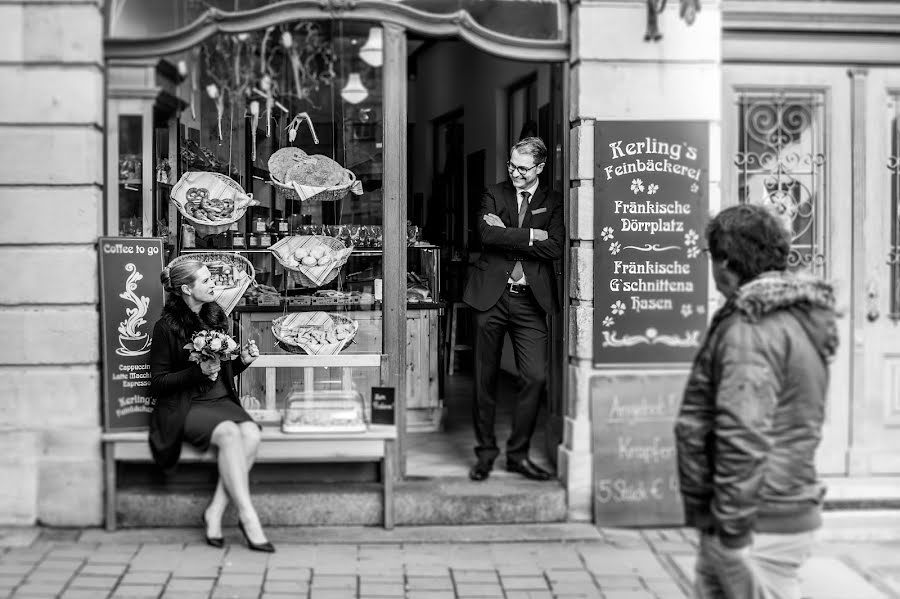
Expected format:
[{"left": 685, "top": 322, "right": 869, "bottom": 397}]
[
  {"left": 735, "top": 92, "right": 827, "bottom": 276},
  {"left": 888, "top": 95, "right": 900, "bottom": 320}
]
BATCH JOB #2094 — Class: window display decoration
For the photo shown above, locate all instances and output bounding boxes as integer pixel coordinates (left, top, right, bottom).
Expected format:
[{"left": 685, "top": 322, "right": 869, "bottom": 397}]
[
  {"left": 197, "top": 21, "right": 337, "bottom": 141},
  {"left": 167, "top": 251, "right": 255, "bottom": 315},
  {"left": 272, "top": 312, "right": 359, "bottom": 356},
  {"left": 170, "top": 171, "right": 260, "bottom": 235},
  {"left": 269, "top": 234, "right": 354, "bottom": 288}
]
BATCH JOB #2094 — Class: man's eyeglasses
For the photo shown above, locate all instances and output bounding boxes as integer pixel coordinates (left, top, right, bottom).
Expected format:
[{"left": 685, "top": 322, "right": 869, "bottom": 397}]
[{"left": 507, "top": 161, "right": 543, "bottom": 176}]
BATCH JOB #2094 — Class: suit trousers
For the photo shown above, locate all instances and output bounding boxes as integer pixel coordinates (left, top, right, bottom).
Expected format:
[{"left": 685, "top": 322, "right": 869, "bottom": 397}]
[
  {"left": 472, "top": 288, "right": 548, "bottom": 463},
  {"left": 693, "top": 530, "right": 816, "bottom": 599}
]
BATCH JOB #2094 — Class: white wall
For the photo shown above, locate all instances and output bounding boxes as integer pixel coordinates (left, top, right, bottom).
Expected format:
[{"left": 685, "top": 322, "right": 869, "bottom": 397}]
[
  {"left": 564, "top": 0, "right": 722, "bottom": 522},
  {"left": 0, "top": 0, "right": 105, "bottom": 525}
]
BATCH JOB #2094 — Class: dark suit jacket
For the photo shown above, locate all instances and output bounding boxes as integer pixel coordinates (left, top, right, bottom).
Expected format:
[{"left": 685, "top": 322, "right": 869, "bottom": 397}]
[
  {"left": 148, "top": 318, "right": 248, "bottom": 474},
  {"left": 463, "top": 180, "right": 564, "bottom": 314}
]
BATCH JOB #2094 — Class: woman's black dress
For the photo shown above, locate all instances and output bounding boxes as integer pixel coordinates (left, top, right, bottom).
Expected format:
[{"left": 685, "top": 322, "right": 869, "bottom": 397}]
[
  {"left": 183, "top": 372, "right": 255, "bottom": 452},
  {"left": 148, "top": 312, "right": 254, "bottom": 473}
]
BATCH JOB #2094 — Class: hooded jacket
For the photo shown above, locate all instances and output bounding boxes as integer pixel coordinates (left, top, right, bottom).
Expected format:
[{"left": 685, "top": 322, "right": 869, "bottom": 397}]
[{"left": 675, "top": 271, "right": 839, "bottom": 549}]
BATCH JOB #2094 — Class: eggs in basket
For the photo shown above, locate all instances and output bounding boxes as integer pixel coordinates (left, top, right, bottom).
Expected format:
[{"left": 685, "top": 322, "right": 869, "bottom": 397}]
[{"left": 286, "top": 243, "right": 334, "bottom": 268}]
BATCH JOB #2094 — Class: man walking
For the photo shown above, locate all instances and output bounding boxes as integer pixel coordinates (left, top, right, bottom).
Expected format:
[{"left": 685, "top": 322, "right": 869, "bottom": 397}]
[
  {"left": 463, "top": 137, "right": 564, "bottom": 482},
  {"left": 675, "top": 204, "right": 838, "bottom": 598}
]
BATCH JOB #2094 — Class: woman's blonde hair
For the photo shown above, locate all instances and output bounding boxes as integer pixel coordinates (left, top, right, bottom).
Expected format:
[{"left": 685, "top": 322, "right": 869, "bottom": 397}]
[{"left": 160, "top": 260, "right": 205, "bottom": 297}]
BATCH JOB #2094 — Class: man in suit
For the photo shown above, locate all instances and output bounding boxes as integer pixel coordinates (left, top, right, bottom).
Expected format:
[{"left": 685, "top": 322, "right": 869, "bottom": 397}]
[{"left": 462, "top": 137, "right": 564, "bottom": 482}]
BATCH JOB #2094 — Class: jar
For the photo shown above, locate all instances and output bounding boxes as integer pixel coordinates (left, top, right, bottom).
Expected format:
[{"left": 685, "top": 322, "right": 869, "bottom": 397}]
[
  {"left": 259, "top": 231, "right": 272, "bottom": 247},
  {"left": 252, "top": 217, "right": 267, "bottom": 233},
  {"left": 248, "top": 233, "right": 259, "bottom": 248},
  {"left": 182, "top": 223, "right": 195, "bottom": 248},
  {"left": 276, "top": 217, "right": 289, "bottom": 235},
  {"left": 232, "top": 231, "right": 246, "bottom": 249}
]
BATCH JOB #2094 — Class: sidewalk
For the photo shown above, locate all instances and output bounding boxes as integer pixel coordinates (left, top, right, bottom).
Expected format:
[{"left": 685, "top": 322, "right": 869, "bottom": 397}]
[{"left": 1, "top": 514, "right": 898, "bottom": 599}]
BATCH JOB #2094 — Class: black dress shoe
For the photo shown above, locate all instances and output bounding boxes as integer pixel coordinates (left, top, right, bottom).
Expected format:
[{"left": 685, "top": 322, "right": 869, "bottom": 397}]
[
  {"left": 238, "top": 520, "right": 275, "bottom": 553},
  {"left": 202, "top": 513, "right": 224, "bottom": 548},
  {"left": 506, "top": 458, "right": 552, "bottom": 481},
  {"left": 469, "top": 461, "right": 492, "bottom": 481}
]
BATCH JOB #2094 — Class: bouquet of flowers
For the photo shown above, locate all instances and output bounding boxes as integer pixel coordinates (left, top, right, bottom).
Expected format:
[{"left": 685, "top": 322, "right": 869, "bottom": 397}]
[{"left": 184, "top": 330, "right": 238, "bottom": 363}]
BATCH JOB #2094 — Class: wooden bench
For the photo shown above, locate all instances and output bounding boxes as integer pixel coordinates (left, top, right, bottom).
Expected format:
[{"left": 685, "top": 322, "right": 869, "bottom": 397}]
[{"left": 102, "top": 353, "right": 397, "bottom": 531}]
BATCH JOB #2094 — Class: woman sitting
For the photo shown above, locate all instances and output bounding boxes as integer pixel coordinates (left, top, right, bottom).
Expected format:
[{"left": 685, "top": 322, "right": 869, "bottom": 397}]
[{"left": 149, "top": 260, "right": 274, "bottom": 552}]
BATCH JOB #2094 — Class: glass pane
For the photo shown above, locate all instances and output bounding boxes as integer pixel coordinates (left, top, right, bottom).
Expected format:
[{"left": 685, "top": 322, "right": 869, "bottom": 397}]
[
  {"left": 118, "top": 114, "right": 143, "bottom": 236},
  {"left": 164, "top": 20, "right": 387, "bottom": 421},
  {"left": 736, "top": 92, "right": 827, "bottom": 275}
]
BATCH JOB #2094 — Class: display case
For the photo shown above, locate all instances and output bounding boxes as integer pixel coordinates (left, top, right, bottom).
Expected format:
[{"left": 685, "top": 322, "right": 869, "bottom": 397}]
[{"left": 207, "top": 244, "right": 442, "bottom": 432}]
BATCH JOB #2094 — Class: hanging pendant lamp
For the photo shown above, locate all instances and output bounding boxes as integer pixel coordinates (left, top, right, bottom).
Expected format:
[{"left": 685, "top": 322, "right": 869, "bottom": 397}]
[
  {"left": 340, "top": 73, "right": 368, "bottom": 104},
  {"left": 359, "top": 27, "right": 383, "bottom": 68}
]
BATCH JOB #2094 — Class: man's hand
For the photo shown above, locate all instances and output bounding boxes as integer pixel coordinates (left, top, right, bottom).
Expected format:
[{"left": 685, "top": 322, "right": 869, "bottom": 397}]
[
  {"left": 533, "top": 229, "right": 548, "bottom": 242},
  {"left": 483, "top": 213, "right": 505, "bottom": 228}
]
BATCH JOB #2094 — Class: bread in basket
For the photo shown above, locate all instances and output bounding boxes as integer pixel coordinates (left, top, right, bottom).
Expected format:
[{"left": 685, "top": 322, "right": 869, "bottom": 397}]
[
  {"left": 272, "top": 312, "right": 358, "bottom": 355},
  {"left": 269, "top": 235, "right": 353, "bottom": 288},
  {"left": 171, "top": 171, "right": 259, "bottom": 235},
  {"left": 267, "top": 147, "right": 363, "bottom": 203},
  {"left": 167, "top": 252, "right": 255, "bottom": 315}
]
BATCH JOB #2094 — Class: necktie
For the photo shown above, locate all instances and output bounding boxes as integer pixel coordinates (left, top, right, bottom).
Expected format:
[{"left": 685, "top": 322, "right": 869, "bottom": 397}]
[{"left": 510, "top": 191, "right": 530, "bottom": 282}]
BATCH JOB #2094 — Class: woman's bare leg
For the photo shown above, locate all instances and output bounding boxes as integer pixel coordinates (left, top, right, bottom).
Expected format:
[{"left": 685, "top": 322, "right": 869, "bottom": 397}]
[
  {"left": 205, "top": 421, "right": 269, "bottom": 543},
  {"left": 205, "top": 421, "right": 264, "bottom": 540}
]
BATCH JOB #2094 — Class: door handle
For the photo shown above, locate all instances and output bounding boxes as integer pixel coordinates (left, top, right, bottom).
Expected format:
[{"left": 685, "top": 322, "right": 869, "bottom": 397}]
[{"left": 867, "top": 282, "right": 879, "bottom": 322}]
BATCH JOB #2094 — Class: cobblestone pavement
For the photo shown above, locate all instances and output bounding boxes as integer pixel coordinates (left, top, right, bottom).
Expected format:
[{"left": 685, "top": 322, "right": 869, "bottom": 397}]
[{"left": 0, "top": 520, "right": 898, "bottom": 599}]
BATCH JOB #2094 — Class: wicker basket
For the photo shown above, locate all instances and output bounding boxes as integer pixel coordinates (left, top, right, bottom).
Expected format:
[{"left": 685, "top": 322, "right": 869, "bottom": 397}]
[
  {"left": 271, "top": 312, "right": 358, "bottom": 355},
  {"left": 171, "top": 171, "right": 259, "bottom": 235},
  {"left": 269, "top": 235, "right": 353, "bottom": 288},
  {"left": 269, "top": 169, "right": 363, "bottom": 203},
  {"left": 167, "top": 252, "right": 255, "bottom": 315}
]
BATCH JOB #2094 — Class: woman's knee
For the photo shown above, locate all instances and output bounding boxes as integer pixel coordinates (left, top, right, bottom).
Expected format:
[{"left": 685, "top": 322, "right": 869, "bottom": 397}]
[
  {"left": 211, "top": 421, "right": 242, "bottom": 446},
  {"left": 240, "top": 422, "right": 261, "bottom": 447}
]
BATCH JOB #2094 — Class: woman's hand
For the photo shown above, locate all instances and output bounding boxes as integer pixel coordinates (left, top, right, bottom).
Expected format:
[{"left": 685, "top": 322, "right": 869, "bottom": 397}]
[
  {"left": 200, "top": 357, "right": 221, "bottom": 381},
  {"left": 241, "top": 339, "right": 260, "bottom": 365}
]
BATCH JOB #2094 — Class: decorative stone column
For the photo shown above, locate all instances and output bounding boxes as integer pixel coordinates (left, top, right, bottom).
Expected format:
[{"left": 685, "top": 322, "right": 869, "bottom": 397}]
[
  {"left": 561, "top": 0, "right": 722, "bottom": 522},
  {"left": 0, "top": 0, "right": 105, "bottom": 525}
]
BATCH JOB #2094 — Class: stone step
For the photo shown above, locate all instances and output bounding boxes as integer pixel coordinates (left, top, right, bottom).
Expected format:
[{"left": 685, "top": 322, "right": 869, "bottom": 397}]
[{"left": 116, "top": 477, "right": 568, "bottom": 528}]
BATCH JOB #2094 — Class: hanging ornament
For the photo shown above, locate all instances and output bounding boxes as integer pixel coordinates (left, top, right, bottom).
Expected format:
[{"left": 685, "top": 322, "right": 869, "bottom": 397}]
[
  {"left": 260, "top": 75, "right": 274, "bottom": 137},
  {"left": 286, "top": 112, "right": 319, "bottom": 145},
  {"left": 206, "top": 83, "right": 225, "bottom": 140},
  {"left": 190, "top": 50, "right": 200, "bottom": 120},
  {"left": 249, "top": 100, "right": 260, "bottom": 162}
]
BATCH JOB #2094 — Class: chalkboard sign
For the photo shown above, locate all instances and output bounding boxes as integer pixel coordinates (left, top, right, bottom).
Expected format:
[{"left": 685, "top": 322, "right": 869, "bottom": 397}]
[
  {"left": 593, "top": 121, "right": 709, "bottom": 367},
  {"left": 99, "top": 237, "right": 165, "bottom": 430},
  {"left": 591, "top": 373, "right": 685, "bottom": 527}
]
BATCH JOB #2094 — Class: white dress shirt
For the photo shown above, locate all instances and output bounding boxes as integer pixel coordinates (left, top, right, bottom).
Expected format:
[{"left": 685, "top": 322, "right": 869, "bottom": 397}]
[{"left": 508, "top": 180, "right": 540, "bottom": 285}]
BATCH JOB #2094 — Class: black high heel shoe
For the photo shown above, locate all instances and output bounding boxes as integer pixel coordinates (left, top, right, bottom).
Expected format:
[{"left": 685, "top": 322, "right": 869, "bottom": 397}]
[
  {"left": 238, "top": 520, "right": 275, "bottom": 553},
  {"left": 202, "top": 513, "right": 224, "bottom": 548}
]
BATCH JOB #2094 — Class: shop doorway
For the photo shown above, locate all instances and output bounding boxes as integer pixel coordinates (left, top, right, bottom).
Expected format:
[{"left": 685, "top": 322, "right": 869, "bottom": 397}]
[{"left": 404, "top": 38, "right": 567, "bottom": 479}]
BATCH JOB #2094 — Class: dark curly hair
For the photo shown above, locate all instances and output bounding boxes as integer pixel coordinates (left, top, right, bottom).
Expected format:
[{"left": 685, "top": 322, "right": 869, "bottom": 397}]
[{"left": 705, "top": 203, "right": 791, "bottom": 284}]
